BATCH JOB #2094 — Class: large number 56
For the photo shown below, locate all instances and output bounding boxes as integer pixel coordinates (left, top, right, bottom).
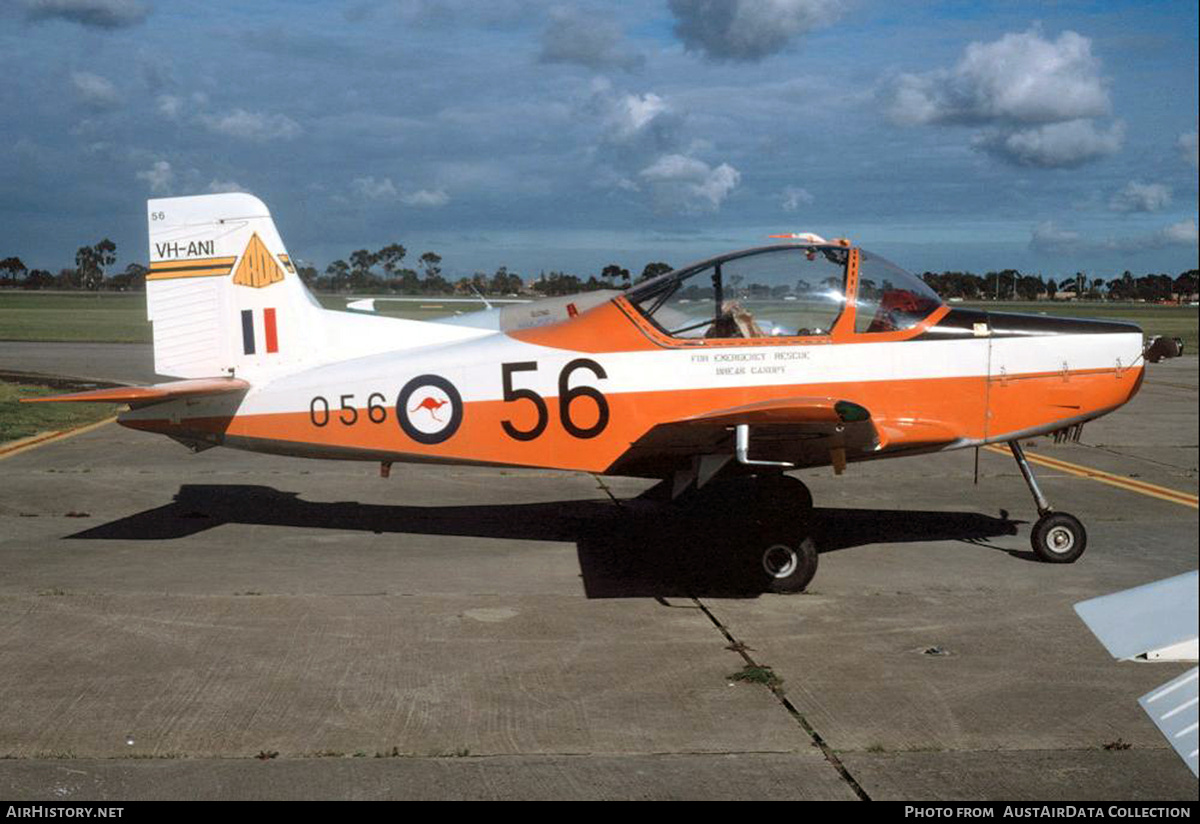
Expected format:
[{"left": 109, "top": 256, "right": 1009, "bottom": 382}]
[{"left": 501, "top": 359, "right": 609, "bottom": 440}]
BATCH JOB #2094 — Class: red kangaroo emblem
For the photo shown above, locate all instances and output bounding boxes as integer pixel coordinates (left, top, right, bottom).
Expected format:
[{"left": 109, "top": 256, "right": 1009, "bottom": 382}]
[{"left": 410, "top": 395, "right": 449, "bottom": 422}]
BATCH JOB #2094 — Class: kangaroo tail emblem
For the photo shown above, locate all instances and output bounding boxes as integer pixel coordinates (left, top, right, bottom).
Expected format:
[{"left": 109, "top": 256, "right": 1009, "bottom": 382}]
[{"left": 410, "top": 396, "right": 449, "bottom": 422}]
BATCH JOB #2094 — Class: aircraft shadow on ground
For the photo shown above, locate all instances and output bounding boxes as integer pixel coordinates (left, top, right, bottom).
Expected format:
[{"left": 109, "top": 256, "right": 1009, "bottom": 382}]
[{"left": 67, "top": 484, "right": 1020, "bottom": 598}]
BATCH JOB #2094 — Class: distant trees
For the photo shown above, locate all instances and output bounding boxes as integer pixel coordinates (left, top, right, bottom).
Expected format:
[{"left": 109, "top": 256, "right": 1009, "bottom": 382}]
[
  {"left": 324, "top": 259, "right": 350, "bottom": 291},
  {"left": 601, "top": 264, "right": 630, "bottom": 290},
  {"left": 297, "top": 263, "right": 319, "bottom": 287},
  {"left": 638, "top": 262, "right": 673, "bottom": 283},
  {"left": 920, "top": 267, "right": 1197, "bottom": 303},
  {"left": 75, "top": 239, "right": 117, "bottom": 291},
  {"left": 530, "top": 271, "right": 585, "bottom": 296},
  {"left": 13, "top": 231, "right": 1188, "bottom": 303},
  {"left": 25, "top": 269, "right": 53, "bottom": 289},
  {"left": 377, "top": 244, "right": 407, "bottom": 279},
  {"left": 419, "top": 252, "right": 442, "bottom": 280},
  {"left": 1, "top": 257, "right": 27, "bottom": 286},
  {"left": 109, "top": 263, "right": 147, "bottom": 291}
]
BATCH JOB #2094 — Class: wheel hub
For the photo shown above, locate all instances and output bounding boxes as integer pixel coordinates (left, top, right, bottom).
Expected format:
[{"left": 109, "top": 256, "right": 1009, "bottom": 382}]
[
  {"left": 762, "top": 544, "right": 798, "bottom": 578},
  {"left": 1047, "top": 525, "right": 1075, "bottom": 553}
]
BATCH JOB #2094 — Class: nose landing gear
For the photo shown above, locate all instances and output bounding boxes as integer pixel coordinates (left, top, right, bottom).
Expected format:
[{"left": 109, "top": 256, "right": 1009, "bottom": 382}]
[{"left": 1008, "top": 440, "right": 1088, "bottom": 563}]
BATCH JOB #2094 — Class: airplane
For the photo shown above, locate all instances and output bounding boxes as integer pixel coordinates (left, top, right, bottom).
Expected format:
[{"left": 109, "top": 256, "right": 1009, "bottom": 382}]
[{"left": 24, "top": 193, "right": 1185, "bottom": 593}]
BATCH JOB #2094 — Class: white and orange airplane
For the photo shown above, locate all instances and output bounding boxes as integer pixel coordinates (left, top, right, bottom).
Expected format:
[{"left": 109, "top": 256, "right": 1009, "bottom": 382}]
[{"left": 26, "top": 193, "right": 1183, "bottom": 592}]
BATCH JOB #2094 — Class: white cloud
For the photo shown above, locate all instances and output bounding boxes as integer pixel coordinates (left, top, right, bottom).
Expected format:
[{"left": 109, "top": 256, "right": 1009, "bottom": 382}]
[
  {"left": 351, "top": 177, "right": 449, "bottom": 206},
  {"left": 669, "top": 0, "right": 839, "bottom": 62},
  {"left": 206, "top": 179, "right": 248, "bottom": 194},
  {"left": 24, "top": 0, "right": 148, "bottom": 28},
  {"left": 1029, "top": 220, "right": 1081, "bottom": 253},
  {"left": 200, "top": 109, "right": 301, "bottom": 142},
  {"left": 136, "top": 160, "right": 173, "bottom": 194},
  {"left": 607, "top": 92, "right": 669, "bottom": 142},
  {"left": 70, "top": 72, "right": 120, "bottom": 110},
  {"left": 400, "top": 189, "right": 450, "bottom": 207},
  {"left": 156, "top": 94, "right": 183, "bottom": 120},
  {"left": 640, "top": 153, "right": 740, "bottom": 212},
  {"left": 887, "top": 29, "right": 1121, "bottom": 169},
  {"left": 1109, "top": 181, "right": 1171, "bottom": 213},
  {"left": 973, "top": 119, "right": 1124, "bottom": 168},
  {"left": 1156, "top": 219, "right": 1198, "bottom": 246},
  {"left": 1179, "top": 131, "right": 1199, "bottom": 170},
  {"left": 539, "top": 7, "right": 643, "bottom": 72},
  {"left": 887, "top": 30, "right": 1109, "bottom": 126},
  {"left": 781, "top": 186, "right": 814, "bottom": 211},
  {"left": 351, "top": 176, "right": 398, "bottom": 200}
]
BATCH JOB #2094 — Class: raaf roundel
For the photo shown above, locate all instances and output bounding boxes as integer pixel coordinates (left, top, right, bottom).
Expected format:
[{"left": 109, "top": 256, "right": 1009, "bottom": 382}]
[{"left": 26, "top": 193, "right": 1184, "bottom": 593}]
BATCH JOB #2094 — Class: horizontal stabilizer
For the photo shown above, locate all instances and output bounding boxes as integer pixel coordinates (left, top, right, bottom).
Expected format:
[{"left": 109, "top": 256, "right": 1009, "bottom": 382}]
[
  {"left": 1075, "top": 571, "right": 1199, "bottom": 661},
  {"left": 20, "top": 377, "right": 250, "bottom": 408}
]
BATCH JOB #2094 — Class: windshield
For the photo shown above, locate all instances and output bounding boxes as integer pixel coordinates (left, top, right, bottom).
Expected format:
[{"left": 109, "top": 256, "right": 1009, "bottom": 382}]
[
  {"left": 630, "top": 246, "right": 849, "bottom": 339},
  {"left": 854, "top": 250, "right": 942, "bottom": 333}
]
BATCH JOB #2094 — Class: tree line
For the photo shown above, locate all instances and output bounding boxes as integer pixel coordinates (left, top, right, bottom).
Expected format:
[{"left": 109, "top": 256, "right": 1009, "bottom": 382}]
[
  {"left": 2, "top": 241, "right": 1196, "bottom": 303},
  {"left": 304, "top": 245, "right": 673, "bottom": 297},
  {"left": 919, "top": 269, "right": 1199, "bottom": 302},
  {"left": 1, "top": 240, "right": 146, "bottom": 291},
  {"left": 0, "top": 240, "right": 674, "bottom": 297}
]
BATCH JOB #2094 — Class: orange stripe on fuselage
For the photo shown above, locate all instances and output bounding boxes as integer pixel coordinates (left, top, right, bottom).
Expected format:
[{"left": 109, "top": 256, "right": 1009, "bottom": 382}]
[{"left": 122, "top": 367, "right": 1140, "bottom": 475}]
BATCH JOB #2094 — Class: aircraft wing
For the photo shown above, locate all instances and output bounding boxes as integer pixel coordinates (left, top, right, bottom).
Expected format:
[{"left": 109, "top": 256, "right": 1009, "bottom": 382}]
[
  {"left": 1075, "top": 572, "right": 1199, "bottom": 777},
  {"left": 19, "top": 377, "right": 250, "bottom": 409},
  {"left": 611, "top": 396, "right": 895, "bottom": 478}
]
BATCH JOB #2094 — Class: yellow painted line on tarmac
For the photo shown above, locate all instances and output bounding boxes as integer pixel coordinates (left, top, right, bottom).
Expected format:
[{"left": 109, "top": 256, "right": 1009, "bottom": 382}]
[
  {"left": 983, "top": 444, "right": 1199, "bottom": 509},
  {"left": 0, "top": 416, "right": 119, "bottom": 461}
]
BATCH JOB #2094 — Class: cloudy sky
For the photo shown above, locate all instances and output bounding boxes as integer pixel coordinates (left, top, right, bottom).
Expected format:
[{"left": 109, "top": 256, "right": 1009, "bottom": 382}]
[{"left": 1, "top": 0, "right": 1196, "bottom": 280}]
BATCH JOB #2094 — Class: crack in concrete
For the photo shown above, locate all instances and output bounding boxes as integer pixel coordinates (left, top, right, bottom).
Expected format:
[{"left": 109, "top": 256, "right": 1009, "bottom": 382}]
[
  {"left": 1077, "top": 441, "right": 1198, "bottom": 473},
  {"left": 690, "top": 597, "right": 871, "bottom": 801},
  {"left": 590, "top": 474, "right": 624, "bottom": 507}
]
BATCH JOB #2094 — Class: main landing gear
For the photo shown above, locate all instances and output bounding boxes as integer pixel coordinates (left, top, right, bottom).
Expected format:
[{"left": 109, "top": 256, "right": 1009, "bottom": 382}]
[
  {"left": 1008, "top": 440, "right": 1087, "bottom": 563},
  {"left": 678, "top": 473, "right": 819, "bottom": 594}
]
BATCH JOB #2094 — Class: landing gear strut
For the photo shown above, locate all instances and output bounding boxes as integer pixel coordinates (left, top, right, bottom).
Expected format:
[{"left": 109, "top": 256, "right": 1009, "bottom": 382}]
[{"left": 1008, "top": 440, "right": 1087, "bottom": 563}]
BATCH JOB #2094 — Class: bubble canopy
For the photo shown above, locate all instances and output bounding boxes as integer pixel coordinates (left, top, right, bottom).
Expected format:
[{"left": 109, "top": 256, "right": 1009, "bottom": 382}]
[{"left": 626, "top": 244, "right": 942, "bottom": 340}]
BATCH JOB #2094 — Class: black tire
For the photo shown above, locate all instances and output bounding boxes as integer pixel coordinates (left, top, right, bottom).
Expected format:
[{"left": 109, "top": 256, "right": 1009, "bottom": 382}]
[
  {"left": 1030, "top": 512, "right": 1087, "bottom": 564},
  {"left": 758, "top": 534, "right": 819, "bottom": 593},
  {"left": 757, "top": 473, "right": 814, "bottom": 513}
]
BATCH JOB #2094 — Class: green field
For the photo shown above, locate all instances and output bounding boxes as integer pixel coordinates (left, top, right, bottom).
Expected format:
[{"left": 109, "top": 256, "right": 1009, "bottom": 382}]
[
  {"left": 0, "top": 382, "right": 118, "bottom": 442},
  {"left": 0, "top": 292, "right": 151, "bottom": 343},
  {"left": 0, "top": 290, "right": 1195, "bottom": 351}
]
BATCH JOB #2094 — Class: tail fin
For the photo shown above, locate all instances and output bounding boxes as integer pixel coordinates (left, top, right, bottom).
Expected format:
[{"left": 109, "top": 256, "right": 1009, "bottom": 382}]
[
  {"left": 147, "top": 193, "right": 319, "bottom": 378},
  {"left": 146, "top": 193, "right": 485, "bottom": 379}
]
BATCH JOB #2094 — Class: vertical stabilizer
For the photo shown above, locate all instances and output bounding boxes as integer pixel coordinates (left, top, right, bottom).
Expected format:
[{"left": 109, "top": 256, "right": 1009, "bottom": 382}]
[
  {"left": 146, "top": 193, "right": 320, "bottom": 378},
  {"left": 146, "top": 193, "right": 490, "bottom": 380}
]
